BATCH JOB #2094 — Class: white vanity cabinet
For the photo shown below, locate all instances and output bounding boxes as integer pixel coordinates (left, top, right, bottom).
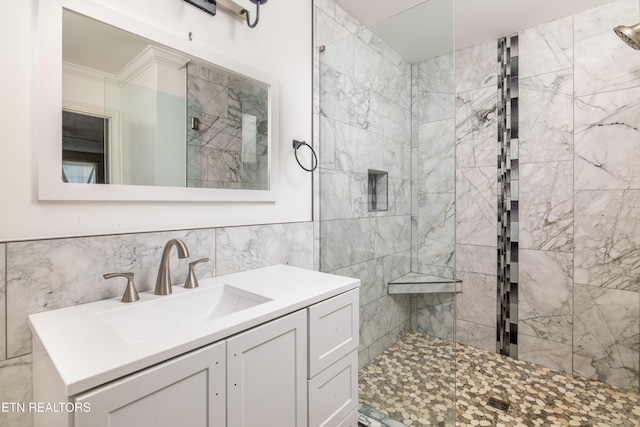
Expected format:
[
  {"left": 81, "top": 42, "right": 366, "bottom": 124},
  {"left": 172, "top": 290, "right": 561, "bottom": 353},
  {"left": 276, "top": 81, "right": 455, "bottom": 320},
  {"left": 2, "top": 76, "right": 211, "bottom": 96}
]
[
  {"left": 30, "top": 265, "right": 360, "bottom": 427},
  {"left": 72, "top": 310, "right": 308, "bottom": 427},
  {"left": 73, "top": 341, "right": 226, "bottom": 427}
]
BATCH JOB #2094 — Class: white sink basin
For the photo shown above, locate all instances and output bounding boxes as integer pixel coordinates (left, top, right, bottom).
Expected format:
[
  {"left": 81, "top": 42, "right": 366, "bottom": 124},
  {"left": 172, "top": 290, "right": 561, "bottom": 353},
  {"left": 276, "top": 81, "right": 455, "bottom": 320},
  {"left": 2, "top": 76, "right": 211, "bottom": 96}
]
[{"left": 97, "top": 284, "right": 271, "bottom": 344}]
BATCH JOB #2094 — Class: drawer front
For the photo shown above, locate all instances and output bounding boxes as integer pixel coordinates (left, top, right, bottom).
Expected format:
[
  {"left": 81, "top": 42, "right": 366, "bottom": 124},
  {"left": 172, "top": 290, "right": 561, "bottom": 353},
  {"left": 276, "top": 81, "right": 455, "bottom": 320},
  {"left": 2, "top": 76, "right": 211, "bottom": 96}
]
[
  {"left": 308, "top": 350, "right": 358, "bottom": 427},
  {"left": 308, "top": 289, "right": 359, "bottom": 378}
]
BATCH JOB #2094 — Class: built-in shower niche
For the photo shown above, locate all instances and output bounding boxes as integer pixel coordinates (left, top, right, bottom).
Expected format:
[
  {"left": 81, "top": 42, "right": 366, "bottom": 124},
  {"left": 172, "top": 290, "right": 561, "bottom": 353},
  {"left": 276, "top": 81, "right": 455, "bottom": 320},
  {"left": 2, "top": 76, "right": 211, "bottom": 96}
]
[{"left": 367, "top": 169, "right": 388, "bottom": 212}]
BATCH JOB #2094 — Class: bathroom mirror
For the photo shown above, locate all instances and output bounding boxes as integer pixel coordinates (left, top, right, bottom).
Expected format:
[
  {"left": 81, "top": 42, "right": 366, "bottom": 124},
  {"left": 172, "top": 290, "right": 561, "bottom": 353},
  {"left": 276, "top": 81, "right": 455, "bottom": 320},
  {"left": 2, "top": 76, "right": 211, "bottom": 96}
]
[{"left": 37, "top": 0, "right": 279, "bottom": 201}]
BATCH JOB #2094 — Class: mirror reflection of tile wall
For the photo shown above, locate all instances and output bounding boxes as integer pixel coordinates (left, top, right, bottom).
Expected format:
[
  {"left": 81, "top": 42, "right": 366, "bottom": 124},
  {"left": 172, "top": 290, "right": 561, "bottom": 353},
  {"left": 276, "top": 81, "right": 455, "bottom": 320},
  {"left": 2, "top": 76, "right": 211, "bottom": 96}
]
[{"left": 186, "top": 63, "right": 269, "bottom": 190}]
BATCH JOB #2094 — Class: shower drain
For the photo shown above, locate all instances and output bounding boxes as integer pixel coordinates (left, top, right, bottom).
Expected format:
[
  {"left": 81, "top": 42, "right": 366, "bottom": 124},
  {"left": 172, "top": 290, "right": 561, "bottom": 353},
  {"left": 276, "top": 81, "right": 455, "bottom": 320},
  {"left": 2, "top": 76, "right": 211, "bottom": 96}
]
[{"left": 487, "top": 397, "right": 510, "bottom": 412}]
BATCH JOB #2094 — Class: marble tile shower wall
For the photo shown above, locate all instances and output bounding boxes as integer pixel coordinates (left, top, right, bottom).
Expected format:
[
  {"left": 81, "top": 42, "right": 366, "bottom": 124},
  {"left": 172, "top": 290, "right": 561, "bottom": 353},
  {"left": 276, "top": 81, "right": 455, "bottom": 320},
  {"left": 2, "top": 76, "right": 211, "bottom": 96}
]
[
  {"left": 410, "top": 53, "right": 457, "bottom": 340},
  {"left": 314, "top": 0, "right": 413, "bottom": 369},
  {"left": 0, "top": 222, "right": 313, "bottom": 427},
  {"left": 455, "top": 0, "right": 640, "bottom": 392}
]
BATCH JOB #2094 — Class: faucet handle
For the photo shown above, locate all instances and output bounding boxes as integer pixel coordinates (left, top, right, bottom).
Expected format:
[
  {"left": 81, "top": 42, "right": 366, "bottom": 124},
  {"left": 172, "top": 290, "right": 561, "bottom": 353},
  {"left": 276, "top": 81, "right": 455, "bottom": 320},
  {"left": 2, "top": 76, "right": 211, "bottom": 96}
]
[
  {"left": 103, "top": 272, "right": 140, "bottom": 303},
  {"left": 184, "top": 258, "right": 210, "bottom": 289}
]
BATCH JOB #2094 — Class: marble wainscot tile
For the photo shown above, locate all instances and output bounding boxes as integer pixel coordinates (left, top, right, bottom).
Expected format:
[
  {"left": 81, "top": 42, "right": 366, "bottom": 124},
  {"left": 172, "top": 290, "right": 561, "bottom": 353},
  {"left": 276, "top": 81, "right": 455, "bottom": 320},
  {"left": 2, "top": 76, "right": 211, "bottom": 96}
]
[
  {"left": 319, "top": 65, "right": 370, "bottom": 129},
  {"left": 455, "top": 271, "right": 497, "bottom": 329},
  {"left": 574, "top": 0, "right": 640, "bottom": 97},
  {"left": 313, "top": 199, "right": 321, "bottom": 271},
  {"left": 519, "top": 161, "right": 573, "bottom": 252},
  {"left": 418, "top": 120, "right": 456, "bottom": 194},
  {"left": 455, "top": 166, "right": 497, "bottom": 247},
  {"left": 519, "top": 70, "right": 574, "bottom": 163},
  {"left": 0, "top": 354, "right": 33, "bottom": 427},
  {"left": 455, "top": 41, "right": 497, "bottom": 93},
  {"left": 7, "top": 229, "right": 215, "bottom": 358},
  {"left": 455, "top": 319, "right": 496, "bottom": 353},
  {"left": 0, "top": 243, "right": 5, "bottom": 361},
  {"left": 416, "top": 193, "right": 455, "bottom": 270},
  {"left": 518, "top": 334, "right": 573, "bottom": 373},
  {"left": 574, "top": 86, "right": 640, "bottom": 191},
  {"left": 519, "top": 15, "right": 573, "bottom": 78},
  {"left": 573, "top": 284, "right": 639, "bottom": 392},
  {"left": 455, "top": 86, "right": 498, "bottom": 169},
  {"left": 574, "top": 189, "right": 640, "bottom": 292},
  {"left": 518, "top": 249, "right": 573, "bottom": 345},
  {"left": 215, "top": 222, "right": 313, "bottom": 276}
]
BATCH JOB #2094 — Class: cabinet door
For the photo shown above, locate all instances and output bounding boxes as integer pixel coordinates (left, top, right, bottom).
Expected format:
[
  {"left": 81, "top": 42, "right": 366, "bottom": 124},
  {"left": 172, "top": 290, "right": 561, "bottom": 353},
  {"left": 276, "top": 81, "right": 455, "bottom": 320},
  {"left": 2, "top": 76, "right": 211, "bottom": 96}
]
[
  {"left": 74, "top": 341, "right": 225, "bottom": 427},
  {"left": 227, "top": 310, "right": 307, "bottom": 427}
]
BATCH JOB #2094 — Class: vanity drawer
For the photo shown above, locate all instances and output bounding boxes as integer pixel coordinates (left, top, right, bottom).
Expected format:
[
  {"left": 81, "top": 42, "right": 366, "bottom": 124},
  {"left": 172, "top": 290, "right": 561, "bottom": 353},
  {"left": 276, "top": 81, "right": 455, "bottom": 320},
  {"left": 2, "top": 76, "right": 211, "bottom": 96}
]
[
  {"left": 308, "top": 350, "right": 358, "bottom": 427},
  {"left": 308, "top": 289, "right": 359, "bottom": 378}
]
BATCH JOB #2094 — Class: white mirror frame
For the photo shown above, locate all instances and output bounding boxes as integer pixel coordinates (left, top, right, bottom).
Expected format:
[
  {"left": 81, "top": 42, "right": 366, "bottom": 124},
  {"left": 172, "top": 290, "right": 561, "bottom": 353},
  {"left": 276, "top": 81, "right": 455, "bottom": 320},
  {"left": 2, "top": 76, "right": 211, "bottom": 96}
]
[{"left": 36, "top": 0, "right": 279, "bottom": 202}]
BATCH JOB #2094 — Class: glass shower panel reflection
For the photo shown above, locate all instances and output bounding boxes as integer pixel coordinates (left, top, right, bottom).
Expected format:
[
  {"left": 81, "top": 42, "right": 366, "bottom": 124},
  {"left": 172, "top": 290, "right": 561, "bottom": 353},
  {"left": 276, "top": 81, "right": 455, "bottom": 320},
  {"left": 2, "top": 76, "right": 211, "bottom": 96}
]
[
  {"left": 104, "top": 78, "right": 186, "bottom": 187},
  {"left": 316, "top": 0, "right": 456, "bottom": 425}
]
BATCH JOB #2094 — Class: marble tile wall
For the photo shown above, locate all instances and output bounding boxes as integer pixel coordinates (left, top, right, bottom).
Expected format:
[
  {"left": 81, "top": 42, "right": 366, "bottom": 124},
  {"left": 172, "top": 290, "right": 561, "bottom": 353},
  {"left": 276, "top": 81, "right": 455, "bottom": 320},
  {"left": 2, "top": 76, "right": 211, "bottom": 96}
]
[
  {"left": 454, "top": 40, "right": 498, "bottom": 352},
  {"left": 315, "top": 0, "right": 413, "bottom": 368},
  {"left": 454, "top": 0, "right": 640, "bottom": 392},
  {"left": 0, "top": 221, "right": 313, "bottom": 427},
  {"left": 517, "top": 12, "right": 575, "bottom": 377},
  {"left": 410, "top": 51, "right": 457, "bottom": 340}
]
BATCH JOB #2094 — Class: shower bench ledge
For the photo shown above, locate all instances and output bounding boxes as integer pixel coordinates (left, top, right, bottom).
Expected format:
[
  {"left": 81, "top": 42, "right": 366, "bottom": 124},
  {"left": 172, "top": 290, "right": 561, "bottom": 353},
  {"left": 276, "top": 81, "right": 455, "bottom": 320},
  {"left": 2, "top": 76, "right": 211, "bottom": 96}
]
[{"left": 388, "top": 272, "right": 462, "bottom": 294}]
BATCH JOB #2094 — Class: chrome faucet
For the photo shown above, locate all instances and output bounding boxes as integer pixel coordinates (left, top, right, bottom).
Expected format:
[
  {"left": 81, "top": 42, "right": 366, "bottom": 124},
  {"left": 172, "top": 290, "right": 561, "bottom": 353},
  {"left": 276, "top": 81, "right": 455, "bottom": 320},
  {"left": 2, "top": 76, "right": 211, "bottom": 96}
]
[{"left": 155, "top": 239, "right": 190, "bottom": 295}]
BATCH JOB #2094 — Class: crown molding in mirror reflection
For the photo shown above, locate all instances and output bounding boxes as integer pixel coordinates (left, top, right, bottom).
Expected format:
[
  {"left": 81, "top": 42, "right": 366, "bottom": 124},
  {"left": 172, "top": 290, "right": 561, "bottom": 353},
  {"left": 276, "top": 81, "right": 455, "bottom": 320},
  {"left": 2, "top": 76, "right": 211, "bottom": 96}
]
[{"left": 36, "top": 0, "right": 279, "bottom": 202}]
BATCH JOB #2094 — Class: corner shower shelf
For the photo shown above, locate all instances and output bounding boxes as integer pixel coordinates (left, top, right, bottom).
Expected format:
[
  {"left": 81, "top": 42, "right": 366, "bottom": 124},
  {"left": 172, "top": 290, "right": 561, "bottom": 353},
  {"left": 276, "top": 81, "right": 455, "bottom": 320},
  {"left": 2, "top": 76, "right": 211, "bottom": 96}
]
[{"left": 388, "top": 273, "right": 462, "bottom": 295}]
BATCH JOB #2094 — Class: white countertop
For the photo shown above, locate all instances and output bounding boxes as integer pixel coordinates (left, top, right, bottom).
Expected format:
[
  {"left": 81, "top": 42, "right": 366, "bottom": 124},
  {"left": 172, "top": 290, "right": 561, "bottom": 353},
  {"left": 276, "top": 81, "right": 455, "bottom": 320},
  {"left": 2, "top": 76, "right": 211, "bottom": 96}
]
[{"left": 28, "top": 265, "right": 359, "bottom": 396}]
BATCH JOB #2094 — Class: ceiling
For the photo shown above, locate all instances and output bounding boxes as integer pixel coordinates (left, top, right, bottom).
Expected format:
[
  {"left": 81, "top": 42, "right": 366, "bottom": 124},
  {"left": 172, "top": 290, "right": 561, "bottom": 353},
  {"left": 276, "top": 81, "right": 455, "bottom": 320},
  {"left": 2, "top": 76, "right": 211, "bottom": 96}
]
[{"left": 335, "top": 0, "right": 623, "bottom": 62}]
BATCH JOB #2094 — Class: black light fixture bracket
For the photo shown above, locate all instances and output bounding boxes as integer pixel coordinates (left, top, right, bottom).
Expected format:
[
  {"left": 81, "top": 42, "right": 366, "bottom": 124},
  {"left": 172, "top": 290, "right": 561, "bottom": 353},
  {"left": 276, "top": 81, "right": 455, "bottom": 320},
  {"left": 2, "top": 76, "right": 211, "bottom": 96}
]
[
  {"left": 241, "top": 0, "right": 267, "bottom": 28},
  {"left": 184, "top": 0, "right": 217, "bottom": 16}
]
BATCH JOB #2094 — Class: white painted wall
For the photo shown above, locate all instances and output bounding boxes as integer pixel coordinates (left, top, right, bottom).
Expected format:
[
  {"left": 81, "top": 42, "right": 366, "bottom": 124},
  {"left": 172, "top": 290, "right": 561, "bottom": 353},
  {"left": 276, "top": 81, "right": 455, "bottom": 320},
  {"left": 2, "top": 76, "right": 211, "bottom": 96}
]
[{"left": 0, "top": 0, "right": 312, "bottom": 241}]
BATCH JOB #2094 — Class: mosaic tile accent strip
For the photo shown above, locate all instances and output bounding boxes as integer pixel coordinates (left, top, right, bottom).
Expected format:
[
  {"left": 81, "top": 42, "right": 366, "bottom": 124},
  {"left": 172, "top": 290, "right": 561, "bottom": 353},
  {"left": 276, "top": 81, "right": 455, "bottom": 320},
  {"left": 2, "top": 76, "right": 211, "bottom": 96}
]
[
  {"left": 359, "top": 331, "right": 640, "bottom": 427},
  {"left": 497, "top": 34, "right": 520, "bottom": 358}
]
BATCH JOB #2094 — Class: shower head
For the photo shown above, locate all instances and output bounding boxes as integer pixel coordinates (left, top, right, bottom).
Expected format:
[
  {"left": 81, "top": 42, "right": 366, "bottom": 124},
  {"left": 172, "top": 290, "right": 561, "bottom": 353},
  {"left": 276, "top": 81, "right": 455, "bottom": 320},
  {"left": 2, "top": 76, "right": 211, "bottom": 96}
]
[{"left": 614, "top": 23, "right": 640, "bottom": 50}]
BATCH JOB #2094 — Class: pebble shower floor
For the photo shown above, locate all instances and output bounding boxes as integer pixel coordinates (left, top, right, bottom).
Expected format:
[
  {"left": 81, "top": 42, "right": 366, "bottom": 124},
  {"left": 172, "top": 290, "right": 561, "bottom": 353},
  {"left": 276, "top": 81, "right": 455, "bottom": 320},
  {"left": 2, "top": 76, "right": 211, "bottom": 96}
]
[{"left": 358, "top": 331, "right": 640, "bottom": 427}]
